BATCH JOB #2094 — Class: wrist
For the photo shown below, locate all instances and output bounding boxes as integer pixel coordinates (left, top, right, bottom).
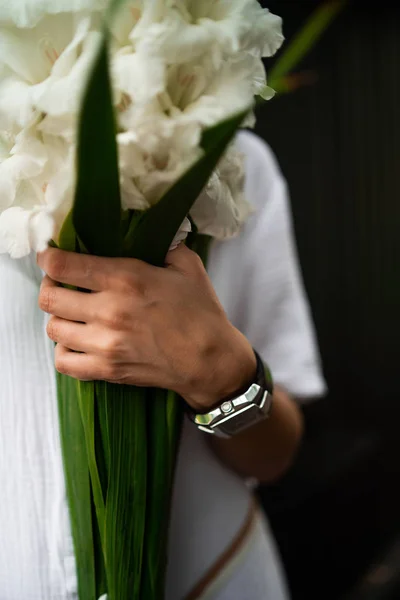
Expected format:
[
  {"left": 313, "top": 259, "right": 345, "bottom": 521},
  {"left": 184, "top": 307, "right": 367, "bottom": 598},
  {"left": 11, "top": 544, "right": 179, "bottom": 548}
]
[{"left": 184, "top": 328, "right": 257, "bottom": 413}]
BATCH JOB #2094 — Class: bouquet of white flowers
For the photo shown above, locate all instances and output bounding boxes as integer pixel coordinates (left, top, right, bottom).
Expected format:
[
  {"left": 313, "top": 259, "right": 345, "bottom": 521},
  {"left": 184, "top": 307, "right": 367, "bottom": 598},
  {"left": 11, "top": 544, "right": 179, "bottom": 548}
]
[{"left": 0, "top": 1, "right": 283, "bottom": 598}]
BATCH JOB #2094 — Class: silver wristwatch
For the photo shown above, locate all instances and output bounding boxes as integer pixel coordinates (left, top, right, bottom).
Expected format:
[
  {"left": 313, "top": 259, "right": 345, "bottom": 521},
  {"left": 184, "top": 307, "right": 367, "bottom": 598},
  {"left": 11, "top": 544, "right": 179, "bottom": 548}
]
[{"left": 189, "top": 351, "right": 273, "bottom": 438}]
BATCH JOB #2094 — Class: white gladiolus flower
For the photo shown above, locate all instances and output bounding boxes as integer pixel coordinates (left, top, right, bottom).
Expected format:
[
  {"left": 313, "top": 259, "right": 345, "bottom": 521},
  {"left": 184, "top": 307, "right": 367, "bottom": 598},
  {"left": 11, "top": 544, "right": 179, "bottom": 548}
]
[
  {"left": 118, "top": 0, "right": 281, "bottom": 127},
  {"left": 0, "top": 0, "right": 107, "bottom": 28},
  {"left": 112, "top": 48, "right": 165, "bottom": 107},
  {"left": 0, "top": 205, "right": 54, "bottom": 258},
  {"left": 0, "top": 14, "right": 101, "bottom": 132},
  {"left": 0, "top": 0, "right": 283, "bottom": 257},
  {"left": 132, "top": 0, "right": 283, "bottom": 66},
  {"left": 163, "top": 53, "right": 271, "bottom": 129},
  {"left": 0, "top": 124, "right": 74, "bottom": 256},
  {"left": 118, "top": 103, "right": 203, "bottom": 210},
  {"left": 0, "top": 11, "right": 102, "bottom": 255},
  {"left": 0, "top": 127, "right": 47, "bottom": 211},
  {"left": 190, "top": 145, "right": 251, "bottom": 240}
]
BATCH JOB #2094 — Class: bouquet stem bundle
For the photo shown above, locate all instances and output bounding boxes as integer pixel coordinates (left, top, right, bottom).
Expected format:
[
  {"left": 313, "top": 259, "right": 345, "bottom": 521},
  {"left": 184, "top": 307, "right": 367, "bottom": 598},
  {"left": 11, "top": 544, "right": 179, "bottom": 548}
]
[{"left": 57, "top": 20, "right": 246, "bottom": 600}]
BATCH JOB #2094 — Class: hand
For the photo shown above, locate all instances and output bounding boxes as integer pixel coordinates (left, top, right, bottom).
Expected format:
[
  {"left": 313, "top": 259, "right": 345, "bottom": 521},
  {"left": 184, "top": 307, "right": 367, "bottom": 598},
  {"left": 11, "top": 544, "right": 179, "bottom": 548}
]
[{"left": 37, "top": 245, "right": 256, "bottom": 412}]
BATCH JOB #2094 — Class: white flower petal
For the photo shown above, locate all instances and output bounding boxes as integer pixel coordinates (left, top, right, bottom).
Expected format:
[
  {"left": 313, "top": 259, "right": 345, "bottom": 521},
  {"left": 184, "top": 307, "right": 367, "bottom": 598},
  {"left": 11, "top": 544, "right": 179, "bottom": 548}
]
[
  {"left": 0, "top": 128, "right": 48, "bottom": 210},
  {"left": 33, "top": 29, "right": 102, "bottom": 116},
  {"left": 30, "top": 209, "right": 54, "bottom": 251},
  {"left": 134, "top": 13, "right": 220, "bottom": 66},
  {"left": 110, "top": 1, "right": 143, "bottom": 46},
  {"left": 0, "top": 74, "right": 33, "bottom": 129},
  {"left": 240, "top": 5, "right": 284, "bottom": 58},
  {"left": 118, "top": 110, "right": 202, "bottom": 208},
  {"left": 120, "top": 174, "right": 149, "bottom": 211},
  {"left": 113, "top": 50, "right": 165, "bottom": 106},
  {"left": 0, "top": 206, "right": 31, "bottom": 257},
  {"left": 0, "top": 13, "right": 89, "bottom": 84},
  {"left": 0, "top": 155, "right": 37, "bottom": 209},
  {"left": 132, "top": 0, "right": 283, "bottom": 64},
  {"left": 181, "top": 55, "right": 263, "bottom": 127},
  {"left": 0, "top": 0, "right": 108, "bottom": 28},
  {"left": 0, "top": 205, "right": 53, "bottom": 258},
  {"left": 190, "top": 145, "right": 251, "bottom": 240},
  {"left": 37, "top": 113, "right": 75, "bottom": 141},
  {"left": 51, "top": 17, "right": 91, "bottom": 76},
  {"left": 170, "top": 217, "right": 191, "bottom": 250}
]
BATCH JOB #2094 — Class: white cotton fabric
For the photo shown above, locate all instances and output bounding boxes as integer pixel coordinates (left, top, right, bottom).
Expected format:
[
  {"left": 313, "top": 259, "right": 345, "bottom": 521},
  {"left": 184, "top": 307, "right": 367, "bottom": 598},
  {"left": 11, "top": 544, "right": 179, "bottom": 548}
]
[{"left": 0, "top": 131, "right": 326, "bottom": 599}]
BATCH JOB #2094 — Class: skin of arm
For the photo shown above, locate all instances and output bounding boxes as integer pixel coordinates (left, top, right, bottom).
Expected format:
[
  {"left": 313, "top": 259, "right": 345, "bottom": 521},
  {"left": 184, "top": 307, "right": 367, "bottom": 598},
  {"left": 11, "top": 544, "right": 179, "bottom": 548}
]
[
  {"left": 38, "top": 245, "right": 303, "bottom": 482},
  {"left": 209, "top": 385, "right": 303, "bottom": 483}
]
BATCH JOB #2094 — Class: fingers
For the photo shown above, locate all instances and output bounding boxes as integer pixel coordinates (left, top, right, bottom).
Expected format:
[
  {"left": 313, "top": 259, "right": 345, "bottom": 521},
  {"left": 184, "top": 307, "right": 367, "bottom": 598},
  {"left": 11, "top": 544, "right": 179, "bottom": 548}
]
[
  {"left": 39, "top": 276, "right": 96, "bottom": 323},
  {"left": 38, "top": 246, "right": 199, "bottom": 299},
  {"left": 47, "top": 317, "right": 95, "bottom": 354},
  {"left": 47, "top": 316, "right": 130, "bottom": 359},
  {"left": 55, "top": 345, "right": 111, "bottom": 382},
  {"left": 37, "top": 248, "right": 108, "bottom": 291},
  {"left": 54, "top": 344, "right": 143, "bottom": 384},
  {"left": 38, "top": 248, "right": 148, "bottom": 292}
]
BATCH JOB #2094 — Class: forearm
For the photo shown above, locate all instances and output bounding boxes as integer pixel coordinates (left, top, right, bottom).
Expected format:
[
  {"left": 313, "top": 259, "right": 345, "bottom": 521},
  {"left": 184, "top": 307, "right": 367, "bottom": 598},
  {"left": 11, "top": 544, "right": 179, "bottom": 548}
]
[{"left": 209, "top": 385, "right": 304, "bottom": 484}]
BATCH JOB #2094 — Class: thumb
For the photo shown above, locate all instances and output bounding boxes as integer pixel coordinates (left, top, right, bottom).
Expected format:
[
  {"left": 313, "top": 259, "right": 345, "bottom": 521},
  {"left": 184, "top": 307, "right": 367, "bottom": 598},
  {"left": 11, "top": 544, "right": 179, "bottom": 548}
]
[{"left": 165, "top": 243, "right": 204, "bottom": 276}]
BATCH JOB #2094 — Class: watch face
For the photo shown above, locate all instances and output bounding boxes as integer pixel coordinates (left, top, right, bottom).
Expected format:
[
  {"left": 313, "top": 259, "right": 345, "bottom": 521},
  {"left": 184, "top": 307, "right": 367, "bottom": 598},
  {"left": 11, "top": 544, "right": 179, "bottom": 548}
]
[{"left": 219, "top": 405, "right": 262, "bottom": 437}]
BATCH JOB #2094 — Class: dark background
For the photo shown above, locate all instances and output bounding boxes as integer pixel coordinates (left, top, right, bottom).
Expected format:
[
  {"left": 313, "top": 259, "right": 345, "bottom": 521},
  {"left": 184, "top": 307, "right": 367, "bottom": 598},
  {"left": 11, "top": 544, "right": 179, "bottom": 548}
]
[{"left": 255, "top": 2, "right": 400, "bottom": 599}]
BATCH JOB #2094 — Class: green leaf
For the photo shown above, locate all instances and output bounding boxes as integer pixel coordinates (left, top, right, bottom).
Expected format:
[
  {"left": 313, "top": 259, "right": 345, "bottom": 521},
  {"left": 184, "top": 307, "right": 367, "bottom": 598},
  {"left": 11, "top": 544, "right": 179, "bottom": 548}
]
[
  {"left": 106, "top": 0, "right": 130, "bottom": 21},
  {"left": 77, "top": 381, "right": 106, "bottom": 539},
  {"left": 140, "top": 389, "right": 175, "bottom": 599},
  {"left": 57, "top": 373, "right": 97, "bottom": 600},
  {"left": 268, "top": 1, "right": 346, "bottom": 93},
  {"left": 103, "top": 384, "right": 147, "bottom": 599},
  {"left": 95, "top": 381, "right": 111, "bottom": 486},
  {"left": 58, "top": 210, "right": 77, "bottom": 253},
  {"left": 72, "top": 33, "right": 122, "bottom": 258},
  {"left": 141, "top": 230, "right": 210, "bottom": 598},
  {"left": 125, "top": 109, "right": 249, "bottom": 266}
]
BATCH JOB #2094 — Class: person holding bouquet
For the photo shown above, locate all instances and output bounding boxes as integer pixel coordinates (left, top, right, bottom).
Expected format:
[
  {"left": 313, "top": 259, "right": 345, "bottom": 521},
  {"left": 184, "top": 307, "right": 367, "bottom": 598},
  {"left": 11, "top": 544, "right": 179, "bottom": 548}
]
[
  {"left": 0, "top": 129, "right": 326, "bottom": 599},
  {"left": 0, "top": 1, "right": 326, "bottom": 599}
]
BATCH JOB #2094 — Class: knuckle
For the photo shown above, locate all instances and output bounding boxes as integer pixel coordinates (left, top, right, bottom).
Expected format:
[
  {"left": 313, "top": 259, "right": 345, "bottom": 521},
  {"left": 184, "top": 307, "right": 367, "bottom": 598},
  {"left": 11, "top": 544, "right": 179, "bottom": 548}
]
[
  {"left": 55, "top": 353, "right": 68, "bottom": 376},
  {"left": 46, "top": 252, "right": 69, "bottom": 281},
  {"left": 39, "top": 287, "right": 57, "bottom": 313},
  {"left": 46, "top": 318, "right": 59, "bottom": 341},
  {"left": 103, "top": 363, "right": 125, "bottom": 383},
  {"left": 114, "top": 271, "right": 144, "bottom": 296},
  {"left": 101, "top": 305, "right": 131, "bottom": 331},
  {"left": 82, "top": 257, "right": 97, "bottom": 287},
  {"left": 100, "top": 332, "right": 125, "bottom": 360}
]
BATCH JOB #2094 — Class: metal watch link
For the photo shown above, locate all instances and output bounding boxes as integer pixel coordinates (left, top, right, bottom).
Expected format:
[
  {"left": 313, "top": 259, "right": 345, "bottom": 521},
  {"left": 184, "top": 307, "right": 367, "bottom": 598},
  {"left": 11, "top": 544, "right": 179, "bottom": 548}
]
[{"left": 189, "top": 351, "right": 273, "bottom": 438}]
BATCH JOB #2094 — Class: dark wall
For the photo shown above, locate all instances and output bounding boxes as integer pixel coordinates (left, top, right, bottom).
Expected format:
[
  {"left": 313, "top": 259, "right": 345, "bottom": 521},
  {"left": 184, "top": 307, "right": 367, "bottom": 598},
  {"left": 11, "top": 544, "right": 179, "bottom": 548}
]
[
  {"left": 257, "top": 1, "right": 400, "bottom": 420},
  {"left": 256, "top": 4, "right": 400, "bottom": 598}
]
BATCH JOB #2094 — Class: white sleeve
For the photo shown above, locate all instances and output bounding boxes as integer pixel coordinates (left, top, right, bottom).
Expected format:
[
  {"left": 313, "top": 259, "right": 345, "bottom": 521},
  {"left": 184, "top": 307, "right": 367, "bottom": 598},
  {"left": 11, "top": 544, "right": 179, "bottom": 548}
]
[{"left": 207, "top": 132, "right": 327, "bottom": 401}]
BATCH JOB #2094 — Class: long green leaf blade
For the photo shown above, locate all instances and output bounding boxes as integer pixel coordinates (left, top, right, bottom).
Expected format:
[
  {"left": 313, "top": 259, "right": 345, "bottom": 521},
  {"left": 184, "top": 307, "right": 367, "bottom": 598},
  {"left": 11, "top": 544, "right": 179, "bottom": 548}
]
[
  {"left": 141, "top": 389, "right": 183, "bottom": 599},
  {"left": 58, "top": 210, "right": 77, "bottom": 253},
  {"left": 72, "top": 33, "right": 122, "bottom": 258},
  {"left": 77, "top": 381, "right": 106, "bottom": 535},
  {"left": 57, "top": 373, "right": 97, "bottom": 600},
  {"left": 268, "top": 1, "right": 346, "bottom": 91},
  {"left": 141, "top": 233, "right": 211, "bottom": 598},
  {"left": 104, "top": 384, "right": 147, "bottom": 599},
  {"left": 106, "top": 0, "right": 129, "bottom": 20}
]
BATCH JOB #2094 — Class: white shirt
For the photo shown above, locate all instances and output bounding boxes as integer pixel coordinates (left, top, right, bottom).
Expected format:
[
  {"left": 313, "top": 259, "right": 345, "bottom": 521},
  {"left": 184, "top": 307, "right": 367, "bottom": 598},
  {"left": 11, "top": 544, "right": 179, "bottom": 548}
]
[{"left": 0, "top": 131, "right": 326, "bottom": 599}]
